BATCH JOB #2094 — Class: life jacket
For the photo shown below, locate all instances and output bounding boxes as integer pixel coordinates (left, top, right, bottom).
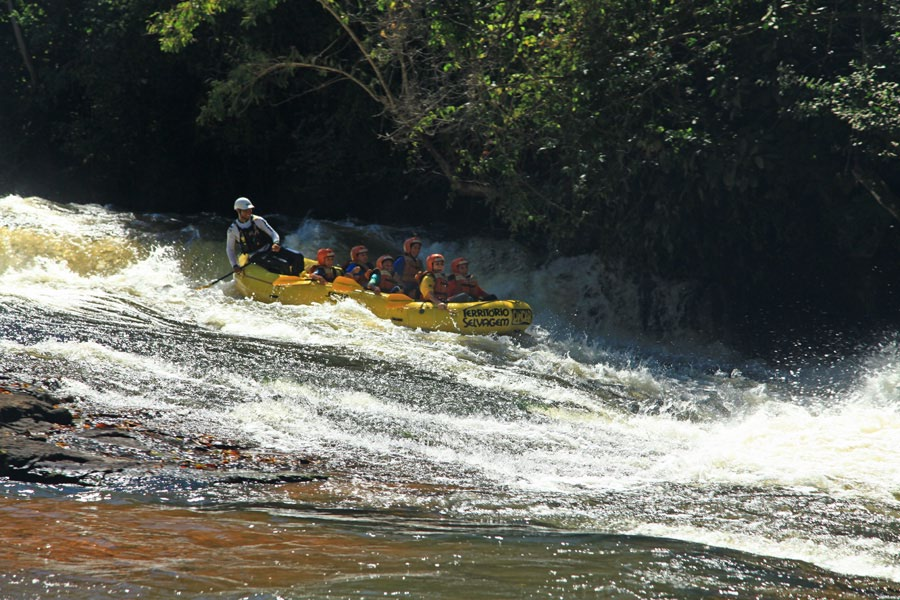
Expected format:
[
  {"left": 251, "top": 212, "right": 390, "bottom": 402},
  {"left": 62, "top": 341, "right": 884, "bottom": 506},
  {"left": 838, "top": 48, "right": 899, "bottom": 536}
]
[
  {"left": 419, "top": 271, "right": 450, "bottom": 302},
  {"left": 448, "top": 274, "right": 485, "bottom": 298},
  {"left": 398, "top": 253, "right": 423, "bottom": 286},
  {"left": 374, "top": 269, "right": 400, "bottom": 293},
  {"left": 307, "top": 264, "right": 344, "bottom": 282},
  {"left": 346, "top": 261, "right": 374, "bottom": 285},
  {"left": 233, "top": 216, "right": 273, "bottom": 255}
]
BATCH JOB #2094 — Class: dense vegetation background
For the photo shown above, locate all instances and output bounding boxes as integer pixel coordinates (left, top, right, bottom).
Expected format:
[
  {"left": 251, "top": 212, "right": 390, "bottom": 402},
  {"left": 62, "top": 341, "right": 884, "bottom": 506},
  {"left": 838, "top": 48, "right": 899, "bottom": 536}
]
[{"left": 2, "top": 0, "right": 899, "bottom": 345}]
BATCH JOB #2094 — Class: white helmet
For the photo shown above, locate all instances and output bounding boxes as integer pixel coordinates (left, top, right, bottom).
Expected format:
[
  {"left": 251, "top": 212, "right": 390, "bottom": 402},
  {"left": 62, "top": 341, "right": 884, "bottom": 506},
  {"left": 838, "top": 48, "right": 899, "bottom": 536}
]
[{"left": 233, "top": 197, "right": 254, "bottom": 210}]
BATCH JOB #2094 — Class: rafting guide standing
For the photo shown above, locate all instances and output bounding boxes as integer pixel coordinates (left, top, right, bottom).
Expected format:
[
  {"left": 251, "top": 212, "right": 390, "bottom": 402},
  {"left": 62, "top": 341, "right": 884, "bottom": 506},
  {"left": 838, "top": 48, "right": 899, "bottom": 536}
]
[{"left": 226, "top": 197, "right": 305, "bottom": 275}]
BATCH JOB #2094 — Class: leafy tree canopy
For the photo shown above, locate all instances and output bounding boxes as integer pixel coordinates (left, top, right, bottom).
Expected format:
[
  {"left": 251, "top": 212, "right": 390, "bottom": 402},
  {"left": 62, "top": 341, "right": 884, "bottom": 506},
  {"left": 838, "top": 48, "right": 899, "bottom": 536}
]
[{"left": 3, "top": 0, "right": 899, "bottom": 335}]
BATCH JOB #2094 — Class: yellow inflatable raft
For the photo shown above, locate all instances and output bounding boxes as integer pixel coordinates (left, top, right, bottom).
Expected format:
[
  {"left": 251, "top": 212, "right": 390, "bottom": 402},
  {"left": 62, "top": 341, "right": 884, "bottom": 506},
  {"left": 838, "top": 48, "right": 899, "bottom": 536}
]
[{"left": 234, "top": 264, "right": 533, "bottom": 335}]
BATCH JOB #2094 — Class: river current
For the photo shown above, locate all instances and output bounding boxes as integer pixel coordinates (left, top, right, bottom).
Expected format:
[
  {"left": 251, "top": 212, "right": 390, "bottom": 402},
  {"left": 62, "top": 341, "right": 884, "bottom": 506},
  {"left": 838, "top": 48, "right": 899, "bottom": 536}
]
[{"left": 1, "top": 194, "right": 898, "bottom": 599}]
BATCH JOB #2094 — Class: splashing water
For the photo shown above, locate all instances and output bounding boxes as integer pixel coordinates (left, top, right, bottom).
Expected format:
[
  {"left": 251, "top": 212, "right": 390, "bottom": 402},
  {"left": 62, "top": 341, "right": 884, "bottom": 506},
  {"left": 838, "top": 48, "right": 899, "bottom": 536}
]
[{"left": 1, "top": 195, "right": 899, "bottom": 597}]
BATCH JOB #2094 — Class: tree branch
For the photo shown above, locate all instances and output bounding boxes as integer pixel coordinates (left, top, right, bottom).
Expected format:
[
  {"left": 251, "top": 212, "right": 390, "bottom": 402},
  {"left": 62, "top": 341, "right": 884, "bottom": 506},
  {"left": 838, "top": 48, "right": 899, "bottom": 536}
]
[
  {"left": 256, "top": 60, "right": 385, "bottom": 107},
  {"left": 419, "top": 137, "right": 495, "bottom": 199},
  {"left": 316, "top": 0, "right": 396, "bottom": 110}
]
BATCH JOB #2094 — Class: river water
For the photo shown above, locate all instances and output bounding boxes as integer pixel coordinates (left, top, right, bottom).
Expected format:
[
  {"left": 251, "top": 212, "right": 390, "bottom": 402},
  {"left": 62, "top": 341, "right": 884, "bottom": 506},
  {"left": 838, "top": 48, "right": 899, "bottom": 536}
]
[{"left": 1, "top": 194, "right": 898, "bottom": 599}]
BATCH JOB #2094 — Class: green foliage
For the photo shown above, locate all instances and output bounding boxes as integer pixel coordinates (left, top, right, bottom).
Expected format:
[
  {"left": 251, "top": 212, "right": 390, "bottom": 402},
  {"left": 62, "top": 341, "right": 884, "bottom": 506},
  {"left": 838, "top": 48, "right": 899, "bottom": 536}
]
[
  {"left": 4, "top": 0, "right": 45, "bottom": 28},
  {"left": 783, "top": 63, "right": 900, "bottom": 159},
  {"left": 4, "top": 0, "right": 899, "bottom": 326},
  {"left": 147, "top": 0, "right": 284, "bottom": 51},
  {"left": 141, "top": 0, "right": 900, "bottom": 300},
  {"left": 148, "top": 0, "right": 228, "bottom": 52}
]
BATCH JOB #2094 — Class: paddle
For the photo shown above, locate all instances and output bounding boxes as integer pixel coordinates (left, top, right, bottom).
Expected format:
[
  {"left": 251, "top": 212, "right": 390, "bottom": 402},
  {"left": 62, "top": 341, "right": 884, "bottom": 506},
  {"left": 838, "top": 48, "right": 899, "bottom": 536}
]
[
  {"left": 332, "top": 275, "right": 363, "bottom": 291},
  {"left": 385, "top": 293, "right": 415, "bottom": 303},
  {"left": 196, "top": 270, "right": 235, "bottom": 290},
  {"left": 272, "top": 274, "right": 307, "bottom": 286},
  {"left": 332, "top": 278, "right": 415, "bottom": 302},
  {"left": 197, "top": 253, "right": 254, "bottom": 290}
]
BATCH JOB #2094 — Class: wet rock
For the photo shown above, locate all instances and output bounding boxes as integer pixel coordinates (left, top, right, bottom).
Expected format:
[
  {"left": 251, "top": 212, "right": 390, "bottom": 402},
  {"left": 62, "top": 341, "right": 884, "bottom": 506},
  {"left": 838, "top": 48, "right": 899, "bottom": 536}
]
[
  {"left": 0, "top": 390, "right": 136, "bottom": 484},
  {"left": 0, "top": 393, "right": 73, "bottom": 426},
  {"left": 0, "top": 383, "right": 325, "bottom": 488},
  {"left": 218, "top": 471, "right": 327, "bottom": 485}
]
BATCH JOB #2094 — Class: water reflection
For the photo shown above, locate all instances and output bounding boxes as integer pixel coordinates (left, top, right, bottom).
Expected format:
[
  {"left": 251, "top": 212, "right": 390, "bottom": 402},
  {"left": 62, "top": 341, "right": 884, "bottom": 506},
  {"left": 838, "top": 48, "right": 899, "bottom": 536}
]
[{"left": 2, "top": 492, "right": 896, "bottom": 599}]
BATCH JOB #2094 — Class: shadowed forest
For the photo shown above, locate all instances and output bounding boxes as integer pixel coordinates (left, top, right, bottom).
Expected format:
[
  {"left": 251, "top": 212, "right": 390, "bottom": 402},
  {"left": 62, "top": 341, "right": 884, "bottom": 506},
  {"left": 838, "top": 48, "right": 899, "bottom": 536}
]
[{"left": 2, "top": 0, "right": 899, "bottom": 346}]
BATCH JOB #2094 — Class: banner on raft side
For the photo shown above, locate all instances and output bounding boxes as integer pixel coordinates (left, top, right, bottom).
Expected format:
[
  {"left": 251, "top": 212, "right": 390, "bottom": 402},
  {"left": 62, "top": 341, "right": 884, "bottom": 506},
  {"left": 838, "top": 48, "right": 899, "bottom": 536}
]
[{"left": 462, "top": 306, "right": 532, "bottom": 328}]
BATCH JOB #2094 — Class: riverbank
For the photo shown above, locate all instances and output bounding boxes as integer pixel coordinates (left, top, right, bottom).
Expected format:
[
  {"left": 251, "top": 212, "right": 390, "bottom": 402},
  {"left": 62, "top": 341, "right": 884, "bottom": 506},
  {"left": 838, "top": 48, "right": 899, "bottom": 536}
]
[{"left": 0, "top": 377, "right": 324, "bottom": 487}]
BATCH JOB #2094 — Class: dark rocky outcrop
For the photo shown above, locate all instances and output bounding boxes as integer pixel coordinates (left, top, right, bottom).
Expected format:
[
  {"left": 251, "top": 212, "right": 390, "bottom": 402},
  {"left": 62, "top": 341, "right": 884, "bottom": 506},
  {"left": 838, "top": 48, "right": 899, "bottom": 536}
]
[
  {"left": 0, "top": 384, "right": 324, "bottom": 487},
  {"left": 0, "top": 389, "right": 137, "bottom": 484}
]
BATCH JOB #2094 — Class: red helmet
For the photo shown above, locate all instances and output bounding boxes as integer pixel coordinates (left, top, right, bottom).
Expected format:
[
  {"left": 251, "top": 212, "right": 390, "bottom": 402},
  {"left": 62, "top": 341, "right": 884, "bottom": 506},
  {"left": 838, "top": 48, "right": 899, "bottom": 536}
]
[
  {"left": 350, "top": 245, "right": 369, "bottom": 262},
  {"left": 451, "top": 257, "right": 469, "bottom": 275},
  {"left": 403, "top": 236, "right": 422, "bottom": 254},
  {"left": 316, "top": 248, "right": 335, "bottom": 264},
  {"left": 426, "top": 253, "right": 445, "bottom": 272},
  {"left": 377, "top": 255, "right": 394, "bottom": 270}
]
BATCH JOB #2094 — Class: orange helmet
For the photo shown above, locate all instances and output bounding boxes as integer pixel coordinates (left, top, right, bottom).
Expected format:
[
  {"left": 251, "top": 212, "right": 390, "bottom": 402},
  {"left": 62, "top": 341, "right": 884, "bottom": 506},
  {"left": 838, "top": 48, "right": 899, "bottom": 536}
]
[
  {"left": 350, "top": 245, "right": 369, "bottom": 263},
  {"left": 426, "top": 253, "right": 445, "bottom": 272},
  {"left": 377, "top": 255, "right": 394, "bottom": 270},
  {"left": 451, "top": 257, "right": 469, "bottom": 275},
  {"left": 316, "top": 248, "right": 335, "bottom": 264},
  {"left": 403, "top": 236, "right": 422, "bottom": 254}
]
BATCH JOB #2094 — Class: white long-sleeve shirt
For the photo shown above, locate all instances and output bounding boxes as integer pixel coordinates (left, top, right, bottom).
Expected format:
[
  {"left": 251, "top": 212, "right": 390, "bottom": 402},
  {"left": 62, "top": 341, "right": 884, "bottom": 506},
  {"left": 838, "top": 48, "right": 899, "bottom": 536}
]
[{"left": 225, "top": 215, "right": 280, "bottom": 267}]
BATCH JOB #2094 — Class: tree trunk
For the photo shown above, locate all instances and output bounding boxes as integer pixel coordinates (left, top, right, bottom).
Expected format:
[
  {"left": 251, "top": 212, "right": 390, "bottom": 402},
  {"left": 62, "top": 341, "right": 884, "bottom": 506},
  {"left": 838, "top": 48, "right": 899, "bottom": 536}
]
[
  {"left": 853, "top": 165, "right": 900, "bottom": 224},
  {"left": 420, "top": 137, "right": 496, "bottom": 200},
  {"left": 7, "top": 0, "right": 37, "bottom": 88}
]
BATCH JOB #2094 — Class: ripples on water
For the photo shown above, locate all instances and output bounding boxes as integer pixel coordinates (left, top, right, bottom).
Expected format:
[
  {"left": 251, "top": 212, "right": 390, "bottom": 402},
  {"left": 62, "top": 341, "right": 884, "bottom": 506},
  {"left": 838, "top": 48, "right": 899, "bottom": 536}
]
[
  {"left": 1, "top": 195, "right": 899, "bottom": 598},
  {"left": 2, "top": 485, "right": 898, "bottom": 600}
]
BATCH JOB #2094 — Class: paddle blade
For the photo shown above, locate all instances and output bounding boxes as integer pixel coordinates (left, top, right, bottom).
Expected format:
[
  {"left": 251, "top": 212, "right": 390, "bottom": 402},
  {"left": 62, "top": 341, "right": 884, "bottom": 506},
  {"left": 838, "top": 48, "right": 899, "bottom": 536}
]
[
  {"left": 384, "top": 293, "right": 415, "bottom": 303},
  {"left": 271, "top": 275, "right": 305, "bottom": 286},
  {"left": 333, "top": 276, "right": 363, "bottom": 290}
]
